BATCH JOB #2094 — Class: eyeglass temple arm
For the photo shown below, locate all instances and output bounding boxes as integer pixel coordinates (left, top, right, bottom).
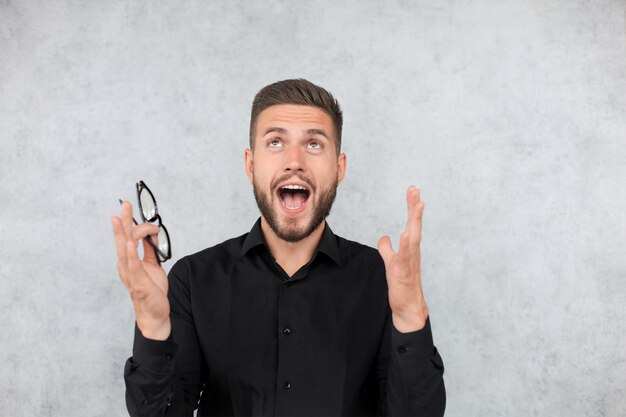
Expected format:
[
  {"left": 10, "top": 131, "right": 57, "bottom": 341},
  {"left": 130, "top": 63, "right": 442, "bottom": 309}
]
[{"left": 118, "top": 199, "right": 162, "bottom": 264}]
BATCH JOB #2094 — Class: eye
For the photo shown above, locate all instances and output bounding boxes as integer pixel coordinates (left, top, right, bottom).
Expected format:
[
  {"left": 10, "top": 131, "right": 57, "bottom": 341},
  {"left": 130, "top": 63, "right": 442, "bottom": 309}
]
[
  {"left": 307, "top": 140, "right": 321, "bottom": 150},
  {"left": 268, "top": 138, "right": 283, "bottom": 148}
]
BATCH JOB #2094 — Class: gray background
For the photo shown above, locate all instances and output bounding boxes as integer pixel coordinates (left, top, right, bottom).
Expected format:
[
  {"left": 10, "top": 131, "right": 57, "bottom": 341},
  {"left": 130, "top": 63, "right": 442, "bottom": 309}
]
[{"left": 1, "top": 1, "right": 624, "bottom": 416}]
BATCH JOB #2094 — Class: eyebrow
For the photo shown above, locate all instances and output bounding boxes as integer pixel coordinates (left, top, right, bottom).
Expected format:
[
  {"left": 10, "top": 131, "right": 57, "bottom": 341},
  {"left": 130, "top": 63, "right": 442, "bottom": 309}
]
[
  {"left": 262, "top": 127, "right": 288, "bottom": 137},
  {"left": 261, "top": 127, "right": 331, "bottom": 140},
  {"left": 304, "top": 129, "right": 330, "bottom": 140}
]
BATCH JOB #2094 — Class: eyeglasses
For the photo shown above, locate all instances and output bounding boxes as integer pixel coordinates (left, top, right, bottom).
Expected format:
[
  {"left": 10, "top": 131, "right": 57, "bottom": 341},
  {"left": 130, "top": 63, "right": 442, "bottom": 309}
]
[{"left": 119, "top": 180, "right": 172, "bottom": 263}]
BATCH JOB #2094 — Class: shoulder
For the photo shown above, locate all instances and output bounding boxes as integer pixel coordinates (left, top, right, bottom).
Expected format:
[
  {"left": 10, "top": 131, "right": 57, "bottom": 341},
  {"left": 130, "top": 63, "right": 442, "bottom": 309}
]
[
  {"left": 332, "top": 233, "right": 389, "bottom": 307},
  {"left": 169, "top": 232, "right": 248, "bottom": 279},
  {"left": 334, "top": 234, "right": 385, "bottom": 271}
]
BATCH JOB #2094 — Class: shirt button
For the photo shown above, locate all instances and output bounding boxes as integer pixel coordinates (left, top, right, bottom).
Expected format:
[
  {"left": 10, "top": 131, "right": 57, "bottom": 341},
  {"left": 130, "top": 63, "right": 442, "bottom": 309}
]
[
  {"left": 165, "top": 353, "right": 172, "bottom": 360},
  {"left": 398, "top": 345, "right": 409, "bottom": 354},
  {"left": 284, "top": 382, "right": 291, "bottom": 390},
  {"left": 283, "top": 327, "right": 291, "bottom": 335}
]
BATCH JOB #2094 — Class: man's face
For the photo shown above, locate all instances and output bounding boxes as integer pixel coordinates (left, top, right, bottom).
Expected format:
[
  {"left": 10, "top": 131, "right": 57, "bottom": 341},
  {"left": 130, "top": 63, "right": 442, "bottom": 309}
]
[{"left": 245, "top": 104, "right": 346, "bottom": 242}]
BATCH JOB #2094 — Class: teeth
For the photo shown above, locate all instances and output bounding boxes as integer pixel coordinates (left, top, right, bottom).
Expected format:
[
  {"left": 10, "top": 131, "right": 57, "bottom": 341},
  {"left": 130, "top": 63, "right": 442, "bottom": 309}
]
[{"left": 282, "top": 184, "right": 307, "bottom": 190}]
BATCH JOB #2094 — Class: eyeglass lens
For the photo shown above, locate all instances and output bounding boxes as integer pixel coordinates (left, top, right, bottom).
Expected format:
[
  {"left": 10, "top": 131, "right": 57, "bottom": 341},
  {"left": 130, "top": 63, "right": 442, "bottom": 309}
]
[
  {"left": 139, "top": 188, "right": 157, "bottom": 222},
  {"left": 157, "top": 227, "right": 169, "bottom": 256}
]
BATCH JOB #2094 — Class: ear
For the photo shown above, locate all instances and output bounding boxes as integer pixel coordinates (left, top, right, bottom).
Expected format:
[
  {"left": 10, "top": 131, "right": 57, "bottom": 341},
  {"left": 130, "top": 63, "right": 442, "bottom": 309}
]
[
  {"left": 244, "top": 148, "right": 254, "bottom": 183},
  {"left": 337, "top": 152, "right": 347, "bottom": 184}
]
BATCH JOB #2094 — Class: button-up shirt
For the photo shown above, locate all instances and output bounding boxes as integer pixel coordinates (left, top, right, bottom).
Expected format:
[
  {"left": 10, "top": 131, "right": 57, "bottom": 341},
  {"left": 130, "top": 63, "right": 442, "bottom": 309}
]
[{"left": 124, "top": 219, "right": 445, "bottom": 416}]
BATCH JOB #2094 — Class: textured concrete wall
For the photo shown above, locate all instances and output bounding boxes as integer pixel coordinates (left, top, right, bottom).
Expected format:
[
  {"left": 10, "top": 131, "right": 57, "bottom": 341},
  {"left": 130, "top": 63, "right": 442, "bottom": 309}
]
[{"left": 1, "top": 1, "right": 624, "bottom": 416}]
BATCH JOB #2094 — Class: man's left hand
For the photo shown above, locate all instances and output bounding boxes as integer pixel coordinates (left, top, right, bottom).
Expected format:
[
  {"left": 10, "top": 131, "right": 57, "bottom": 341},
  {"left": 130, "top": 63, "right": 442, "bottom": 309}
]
[{"left": 377, "top": 186, "right": 429, "bottom": 333}]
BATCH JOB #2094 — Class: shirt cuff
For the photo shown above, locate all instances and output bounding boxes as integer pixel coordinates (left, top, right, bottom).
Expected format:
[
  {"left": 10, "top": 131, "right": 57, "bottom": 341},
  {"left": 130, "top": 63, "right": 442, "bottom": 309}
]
[
  {"left": 132, "top": 324, "right": 179, "bottom": 374},
  {"left": 391, "top": 316, "right": 435, "bottom": 363}
]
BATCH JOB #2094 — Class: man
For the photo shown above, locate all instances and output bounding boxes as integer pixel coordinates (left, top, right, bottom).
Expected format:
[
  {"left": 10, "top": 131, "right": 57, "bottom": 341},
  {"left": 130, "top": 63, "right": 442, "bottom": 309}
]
[{"left": 112, "top": 79, "right": 445, "bottom": 416}]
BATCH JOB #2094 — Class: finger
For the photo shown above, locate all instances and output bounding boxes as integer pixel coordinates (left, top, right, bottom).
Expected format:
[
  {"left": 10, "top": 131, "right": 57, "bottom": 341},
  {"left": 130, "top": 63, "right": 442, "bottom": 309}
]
[
  {"left": 131, "top": 223, "right": 161, "bottom": 265},
  {"left": 377, "top": 235, "right": 395, "bottom": 267},
  {"left": 126, "top": 240, "right": 148, "bottom": 286},
  {"left": 396, "top": 231, "right": 420, "bottom": 281},
  {"left": 399, "top": 228, "right": 421, "bottom": 275},
  {"left": 404, "top": 186, "right": 421, "bottom": 228},
  {"left": 126, "top": 240, "right": 161, "bottom": 295},
  {"left": 142, "top": 234, "right": 160, "bottom": 265},
  {"left": 111, "top": 216, "right": 129, "bottom": 261},
  {"left": 131, "top": 223, "right": 160, "bottom": 241},
  {"left": 405, "top": 186, "right": 424, "bottom": 252},
  {"left": 397, "top": 231, "right": 412, "bottom": 264},
  {"left": 112, "top": 216, "right": 130, "bottom": 287},
  {"left": 120, "top": 200, "right": 135, "bottom": 242}
]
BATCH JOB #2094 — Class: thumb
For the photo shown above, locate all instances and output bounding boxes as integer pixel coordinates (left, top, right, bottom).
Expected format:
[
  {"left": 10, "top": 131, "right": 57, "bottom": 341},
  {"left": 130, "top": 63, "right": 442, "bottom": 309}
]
[{"left": 377, "top": 235, "right": 395, "bottom": 266}]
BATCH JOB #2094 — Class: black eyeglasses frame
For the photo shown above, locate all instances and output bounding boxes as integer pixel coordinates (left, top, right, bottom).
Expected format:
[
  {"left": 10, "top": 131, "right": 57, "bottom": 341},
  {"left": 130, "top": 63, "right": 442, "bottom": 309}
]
[{"left": 118, "top": 180, "right": 171, "bottom": 263}]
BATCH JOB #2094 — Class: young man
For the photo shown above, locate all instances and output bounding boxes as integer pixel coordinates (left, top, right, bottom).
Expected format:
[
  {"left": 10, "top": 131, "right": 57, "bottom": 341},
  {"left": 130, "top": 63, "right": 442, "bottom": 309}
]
[{"left": 112, "top": 79, "right": 445, "bottom": 416}]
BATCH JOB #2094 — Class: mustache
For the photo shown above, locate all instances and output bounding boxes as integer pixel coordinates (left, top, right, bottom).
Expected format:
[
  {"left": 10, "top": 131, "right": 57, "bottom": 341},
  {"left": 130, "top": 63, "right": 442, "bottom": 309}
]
[{"left": 271, "top": 173, "right": 316, "bottom": 193}]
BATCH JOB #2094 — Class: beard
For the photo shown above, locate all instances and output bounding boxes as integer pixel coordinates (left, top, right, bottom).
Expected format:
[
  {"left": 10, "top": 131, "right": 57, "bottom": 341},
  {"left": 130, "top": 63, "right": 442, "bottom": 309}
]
[{"left": 253, "top": 173, "right": 338, "bottom": 243}]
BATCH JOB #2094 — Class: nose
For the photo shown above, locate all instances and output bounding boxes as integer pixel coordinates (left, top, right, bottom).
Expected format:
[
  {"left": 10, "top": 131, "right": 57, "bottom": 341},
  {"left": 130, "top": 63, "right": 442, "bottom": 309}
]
[{"left": 283, "top": 145, "right": 305, "bottom": 172}]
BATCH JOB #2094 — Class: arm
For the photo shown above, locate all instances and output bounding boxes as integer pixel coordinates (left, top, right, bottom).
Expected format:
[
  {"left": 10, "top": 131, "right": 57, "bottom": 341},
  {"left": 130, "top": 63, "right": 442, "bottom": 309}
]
[
  {"left": 377, "top": 187, "right": 446, "bottom": 416},
  {"left": 124, "top": 261, "right": 206, "bottom": 417},
  {"left": 113, "top": 202, "right": 205, "bottom": 416},
  {"left": 385, "top": 317, "right": 446, "bottom": 416}
]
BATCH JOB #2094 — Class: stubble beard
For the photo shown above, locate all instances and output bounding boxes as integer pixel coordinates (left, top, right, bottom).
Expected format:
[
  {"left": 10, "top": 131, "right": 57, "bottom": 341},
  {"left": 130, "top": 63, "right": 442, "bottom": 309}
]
[{"left": 253, "top": 175, "right": 338, "bottom": 243}]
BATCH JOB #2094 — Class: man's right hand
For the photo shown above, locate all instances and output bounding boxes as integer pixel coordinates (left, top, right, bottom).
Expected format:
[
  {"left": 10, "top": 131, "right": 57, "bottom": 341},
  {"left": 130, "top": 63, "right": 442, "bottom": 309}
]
[{"left": 112, "top": 201, "right": 171, "bottom": 341}]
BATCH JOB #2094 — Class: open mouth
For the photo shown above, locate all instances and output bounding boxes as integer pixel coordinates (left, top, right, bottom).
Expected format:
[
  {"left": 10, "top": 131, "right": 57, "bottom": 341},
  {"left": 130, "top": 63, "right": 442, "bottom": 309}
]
[{"left": 277, "top": 184, "right": 310, "bottom": 210}]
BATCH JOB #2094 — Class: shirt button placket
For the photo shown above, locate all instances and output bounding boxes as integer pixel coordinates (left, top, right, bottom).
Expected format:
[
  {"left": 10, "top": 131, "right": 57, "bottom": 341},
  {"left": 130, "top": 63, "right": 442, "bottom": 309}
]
[{"left": 276, "top": 282, "right": 294, "bottom": 411}]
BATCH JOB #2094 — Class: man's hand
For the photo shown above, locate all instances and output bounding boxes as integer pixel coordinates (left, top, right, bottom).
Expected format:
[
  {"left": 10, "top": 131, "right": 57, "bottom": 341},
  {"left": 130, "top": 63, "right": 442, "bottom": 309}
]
[
  {"left": 377, "top": 186, "right": 429, "bottom": 333},
  {"left": 112, "top": 201, "right": 171, "bottom": 340}
]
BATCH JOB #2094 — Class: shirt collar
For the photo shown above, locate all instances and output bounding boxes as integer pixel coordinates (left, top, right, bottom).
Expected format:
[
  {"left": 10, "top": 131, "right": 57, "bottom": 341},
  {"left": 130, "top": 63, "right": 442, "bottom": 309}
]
[{"left": 241, "top": 217, "right": 342, "bottom": 266}]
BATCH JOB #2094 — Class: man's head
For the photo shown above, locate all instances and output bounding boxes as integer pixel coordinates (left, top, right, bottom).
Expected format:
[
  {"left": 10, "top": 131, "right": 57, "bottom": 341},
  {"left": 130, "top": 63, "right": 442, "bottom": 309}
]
[
  {"left": 245, "top": 79, "right": 346, "bottom": 243},
  {"left": 249, "top": 79, "right": 343, "bottom": 155}
]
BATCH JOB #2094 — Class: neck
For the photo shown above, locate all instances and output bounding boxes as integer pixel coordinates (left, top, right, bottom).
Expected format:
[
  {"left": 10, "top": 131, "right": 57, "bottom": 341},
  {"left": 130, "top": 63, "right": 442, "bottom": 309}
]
[{"left": 260, "top": 218, "right": 325, "bottom": 277}]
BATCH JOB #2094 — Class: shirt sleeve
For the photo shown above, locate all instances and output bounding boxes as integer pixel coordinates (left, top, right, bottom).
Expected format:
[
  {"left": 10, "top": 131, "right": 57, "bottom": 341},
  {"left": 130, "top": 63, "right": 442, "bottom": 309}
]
[
  {"left": 123, "top": 258, "right": 206, "bottom": 417},
  {"left": 384, "top": 317, "right": 446, "bottom": 417}
]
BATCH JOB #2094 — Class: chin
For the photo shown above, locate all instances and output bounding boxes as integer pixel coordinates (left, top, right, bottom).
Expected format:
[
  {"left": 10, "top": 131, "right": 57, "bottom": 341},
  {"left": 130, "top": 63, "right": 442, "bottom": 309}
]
[{"left": 274, "top": 215, "right": 318, "bottom": 243}]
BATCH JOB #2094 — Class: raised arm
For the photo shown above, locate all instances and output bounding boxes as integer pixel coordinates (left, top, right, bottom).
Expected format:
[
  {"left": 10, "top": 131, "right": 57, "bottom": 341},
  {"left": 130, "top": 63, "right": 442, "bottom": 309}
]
[
  {"left": 112, "top": 202, "right": 204, "bottom": 416},
  {"left": 112, "top": 201, "right": 171, "bottom": 340},
  {"left": 377, "top": 186, "right": 445, "bottom": 416}
]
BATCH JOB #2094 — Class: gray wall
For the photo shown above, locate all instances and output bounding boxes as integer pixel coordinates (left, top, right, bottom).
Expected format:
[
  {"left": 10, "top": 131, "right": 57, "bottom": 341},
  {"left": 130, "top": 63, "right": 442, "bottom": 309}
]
[{"left": 1, "top": 1, "right": 624, "bottom": 416}]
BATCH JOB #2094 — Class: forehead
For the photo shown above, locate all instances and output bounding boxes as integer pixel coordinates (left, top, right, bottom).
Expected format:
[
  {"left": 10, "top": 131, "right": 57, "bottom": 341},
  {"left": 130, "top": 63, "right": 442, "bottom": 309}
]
[{"left": 256, "top": 104, "right": 334, "bottom": 135}]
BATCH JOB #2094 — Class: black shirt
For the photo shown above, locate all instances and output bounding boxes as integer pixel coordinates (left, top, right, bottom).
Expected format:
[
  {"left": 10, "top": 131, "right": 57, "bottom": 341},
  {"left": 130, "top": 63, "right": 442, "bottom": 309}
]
[{"left": 124, "top": 219, "right": 445, "bottom": 416}]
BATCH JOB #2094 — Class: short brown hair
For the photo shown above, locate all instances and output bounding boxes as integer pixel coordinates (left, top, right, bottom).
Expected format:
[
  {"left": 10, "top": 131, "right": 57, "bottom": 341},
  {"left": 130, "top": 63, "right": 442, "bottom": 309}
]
[{"left": 249, "top": 79, "right": 343, "bottom": 154}]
